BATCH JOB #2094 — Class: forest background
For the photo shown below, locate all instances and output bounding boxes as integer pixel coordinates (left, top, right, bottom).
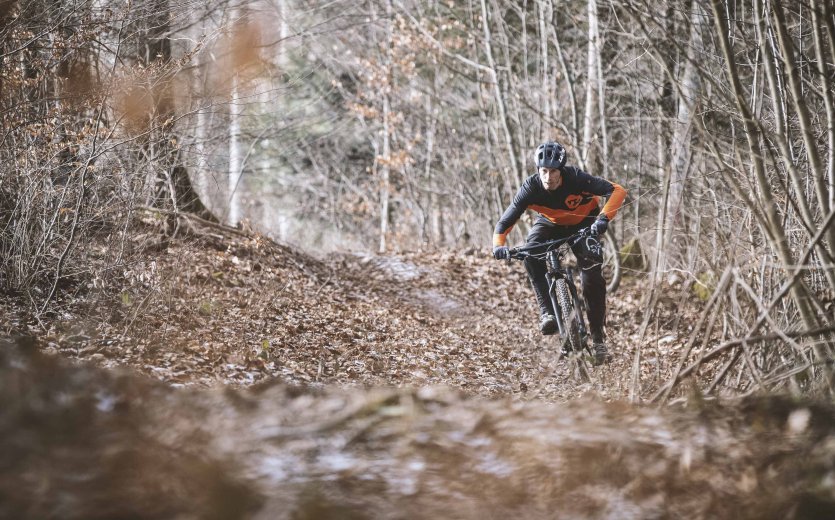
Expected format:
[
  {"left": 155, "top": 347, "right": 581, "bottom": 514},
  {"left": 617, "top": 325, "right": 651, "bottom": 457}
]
[{"left": 2, "top": 0, "right": 835, "bottom": 396}]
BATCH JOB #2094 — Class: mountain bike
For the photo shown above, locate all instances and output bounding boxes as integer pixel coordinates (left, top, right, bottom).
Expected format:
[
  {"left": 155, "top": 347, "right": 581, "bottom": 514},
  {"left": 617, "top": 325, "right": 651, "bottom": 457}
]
[{"left": 508, "top": 229, "right": 597, "bottom": 365}]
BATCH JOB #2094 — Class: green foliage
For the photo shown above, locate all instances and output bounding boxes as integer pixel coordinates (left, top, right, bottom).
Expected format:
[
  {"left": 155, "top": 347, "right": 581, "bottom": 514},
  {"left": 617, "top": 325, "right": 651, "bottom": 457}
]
[
  {"left": 619, "top": 237, "right": 646, "bottom": 272},
  {"left": 259, "top": 339, "right": 270, "bottom": 359},
  {"left": 198, "top": 300, "right": 214, "bottom": 316},
  {"left": 692, "top": 272, "right": 715, "bottom": 302}
]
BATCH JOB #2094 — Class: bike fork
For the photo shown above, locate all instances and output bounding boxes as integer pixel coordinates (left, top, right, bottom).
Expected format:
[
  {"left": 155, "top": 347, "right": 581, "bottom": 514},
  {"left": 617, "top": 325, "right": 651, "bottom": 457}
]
[{"left": 545, "top": 273, "right": 567, "bottom": 337}]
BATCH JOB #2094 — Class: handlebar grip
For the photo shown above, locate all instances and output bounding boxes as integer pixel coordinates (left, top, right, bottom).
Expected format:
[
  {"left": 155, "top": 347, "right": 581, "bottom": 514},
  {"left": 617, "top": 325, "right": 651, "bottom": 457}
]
[{"left": 507, "top": 248, "right": 527, "bottom": 262}]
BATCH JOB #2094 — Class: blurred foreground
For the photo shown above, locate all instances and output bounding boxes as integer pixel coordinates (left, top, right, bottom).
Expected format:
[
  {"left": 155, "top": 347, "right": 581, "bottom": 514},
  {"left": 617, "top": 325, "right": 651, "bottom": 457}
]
[{"left": 2, "top": 337, "right": 834, "bottom": 520}]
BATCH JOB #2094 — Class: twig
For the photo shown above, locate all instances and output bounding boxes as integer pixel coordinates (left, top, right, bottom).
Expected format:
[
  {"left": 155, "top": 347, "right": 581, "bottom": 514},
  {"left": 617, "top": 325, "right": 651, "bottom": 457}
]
[
  {"left": 689, "top": 287, "right": 726, "bottom": 388},
  {"left": 739, "top": 337, "right": 764, "bottom": 392},
  {"left": 313, "top": 274, "right": 334, "bottom": 296},
  {"left": 653, "top": 266, "right": 733, "bottom": 403},
  {"left": 629, "top": 340, "right": 642, "bottom": 403},
  {"left": 39, "top": 99, "right": 108, "bottom": 316},
  {"left": 652, "top": 325, "right": 835, "bottom": 399},
  {"left": 742, "top": 356, "right": 833, "bottom": 395},
  {"left": 734, "top": 274, "right": 804, "bottom": 356},
  {"left": 656, "top": 205, "right": 835, "bottom": 400},
  {"left": 706, "top": 348, "right": 741, "bottom": 394},
  {"left": 636, "top": 282, "right": 658, "bottom": 344},
  {"left": 136, "top": 206, "right": 250, "bottom": 238}
]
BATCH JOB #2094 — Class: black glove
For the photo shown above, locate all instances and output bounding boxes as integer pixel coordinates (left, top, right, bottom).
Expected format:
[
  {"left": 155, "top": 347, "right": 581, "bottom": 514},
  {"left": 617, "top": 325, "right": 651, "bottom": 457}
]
[
  {"left": 492, "top": 245, "right": 510, "bottom": 260},
  {"left": 590, "top": 215, "right": 609, "bottom": 236}
]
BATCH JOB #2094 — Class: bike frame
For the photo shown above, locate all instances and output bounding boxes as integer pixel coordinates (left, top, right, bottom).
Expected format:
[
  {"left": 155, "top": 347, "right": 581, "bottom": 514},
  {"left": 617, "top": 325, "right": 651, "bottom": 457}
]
[
  {"left": 509, "top": 230, "right": 592, "bottom": 343},
  {"left": 544, "top": 248, "right": 588, "bottom": 341}
]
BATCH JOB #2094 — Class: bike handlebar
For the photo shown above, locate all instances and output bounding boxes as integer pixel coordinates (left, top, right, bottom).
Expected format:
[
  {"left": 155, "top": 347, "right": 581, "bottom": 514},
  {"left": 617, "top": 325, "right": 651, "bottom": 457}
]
[{"left": 507, "top": 228, "right": 595, "bottom": 261}]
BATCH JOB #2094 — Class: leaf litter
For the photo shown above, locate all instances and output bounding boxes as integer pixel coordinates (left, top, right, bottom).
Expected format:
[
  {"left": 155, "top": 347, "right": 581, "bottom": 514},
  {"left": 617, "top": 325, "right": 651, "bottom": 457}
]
[{"left": 3, "top": 232, "right": 835, "bottom": 518}]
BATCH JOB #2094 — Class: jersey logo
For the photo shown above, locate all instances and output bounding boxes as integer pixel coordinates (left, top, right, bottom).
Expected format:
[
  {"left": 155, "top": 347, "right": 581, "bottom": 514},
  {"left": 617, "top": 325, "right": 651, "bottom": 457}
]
[{"left": 565, "top": 194, "right": 583, "bottom": 210}]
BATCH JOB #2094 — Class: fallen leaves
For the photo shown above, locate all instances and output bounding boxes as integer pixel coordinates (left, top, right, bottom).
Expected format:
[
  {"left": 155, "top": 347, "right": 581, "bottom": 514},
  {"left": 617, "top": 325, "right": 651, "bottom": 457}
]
[{"left": 3, "top": 228, "right": 720, "bottom": 401}]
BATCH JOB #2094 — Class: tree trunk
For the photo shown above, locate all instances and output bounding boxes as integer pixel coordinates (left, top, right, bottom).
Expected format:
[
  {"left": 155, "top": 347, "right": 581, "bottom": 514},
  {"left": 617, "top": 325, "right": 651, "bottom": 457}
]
[
  {"left": 771, "top": 0, "right": 835, "bottom": 263},
  {"left": 228, "top": 70, "right": 243, "bottom": 227},
  {"left": 581, "top": 0, "right": 599, "bottom": 171},
  {"left": 659, "top": 0, "right": 703, "bottom": 274},
  {"left": 479, "top": 0, "right": 522, "bottom": 186},
  {"left": 810, "top": 0, "right": 835, "bottom": 215},
  {"left": 378, "top": 0, "right": 393, "bottom": 253},
  {"left": 144, "top": 0, "right": 213, "bottom": 224},
  {"left": 756, "top": 0, "right": 835, "bottom": 291},
  {"left": 550, "top": 13, "right": 579, "bottom": 144},
  {"left": 537, "top": 0, "right": 552, "bottom": 135}
]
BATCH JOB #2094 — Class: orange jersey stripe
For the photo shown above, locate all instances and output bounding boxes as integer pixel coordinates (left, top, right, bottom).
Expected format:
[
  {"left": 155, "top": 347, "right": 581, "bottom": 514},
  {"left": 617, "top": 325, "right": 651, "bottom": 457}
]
[
  {"left": 529, "top": 198, "right": 601, "bottom": 226},
  {"left": 601, "top": 182, "right": 627, "bottom": 220},
  {"left": 493, "top": 225, "right": 514, "bottom": 246}
]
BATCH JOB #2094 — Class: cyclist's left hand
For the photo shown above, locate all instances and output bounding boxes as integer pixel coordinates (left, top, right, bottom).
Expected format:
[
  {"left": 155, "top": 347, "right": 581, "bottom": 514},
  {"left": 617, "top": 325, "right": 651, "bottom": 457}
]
[{"left": 590, "top": 215, "right": 609, "bottom": 236}]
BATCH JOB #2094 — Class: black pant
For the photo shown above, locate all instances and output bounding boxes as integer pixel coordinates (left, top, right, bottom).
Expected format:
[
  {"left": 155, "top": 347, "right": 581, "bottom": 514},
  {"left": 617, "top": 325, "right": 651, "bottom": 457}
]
[{"left": 523, "top": 217, "right": 606, "bottom": 338}]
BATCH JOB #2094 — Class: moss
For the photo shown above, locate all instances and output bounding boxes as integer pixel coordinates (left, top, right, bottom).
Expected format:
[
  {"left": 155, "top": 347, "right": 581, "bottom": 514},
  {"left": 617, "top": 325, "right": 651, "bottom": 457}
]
[
  {"left": 620, "top": 237, "right": 647, "bottom": 271},
  {"left": 692, "top": 272, "right": 715, "bottom": 301}
]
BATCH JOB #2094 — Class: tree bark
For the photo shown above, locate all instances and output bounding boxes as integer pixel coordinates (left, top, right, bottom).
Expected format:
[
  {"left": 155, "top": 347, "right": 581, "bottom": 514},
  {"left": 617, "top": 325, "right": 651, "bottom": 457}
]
[
  {"left": 659, "top": 0, "right": 703, "bottom": 274},
  {"left": 537, "top": 0, "right": 552, "bottom": 136},
  {"left": 378, "top": 0, "right": 393, "bottom": 253},
  {"left": 143, "top": 0, "right": 213, "bottom": 223},
  {"left": 227, "top": 73, "right": 243, "bottom": 227},
  {"left": 756, "top": 0, "right": 835, "bottom": 291},
  {"left": 550, "top": 13, "right": 579, "bottom": 144},
  {"left": 810, "top": 0, "right": 835, "bottom": 244},
  {"left": 581, "top": 0, "right": 599, "bottom": 171}
]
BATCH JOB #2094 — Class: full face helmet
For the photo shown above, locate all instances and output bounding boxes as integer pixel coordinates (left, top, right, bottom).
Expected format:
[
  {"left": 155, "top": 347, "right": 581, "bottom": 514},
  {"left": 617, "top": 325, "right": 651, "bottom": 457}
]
[{"left": 535, "top": 141, "right": 567, "bottom": 170}]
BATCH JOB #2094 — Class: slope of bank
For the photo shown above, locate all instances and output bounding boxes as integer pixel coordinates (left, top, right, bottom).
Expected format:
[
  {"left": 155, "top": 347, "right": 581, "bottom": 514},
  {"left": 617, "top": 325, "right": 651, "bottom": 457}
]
[{"left": 2, "top": 226, "right": 701, "bottom": 401}]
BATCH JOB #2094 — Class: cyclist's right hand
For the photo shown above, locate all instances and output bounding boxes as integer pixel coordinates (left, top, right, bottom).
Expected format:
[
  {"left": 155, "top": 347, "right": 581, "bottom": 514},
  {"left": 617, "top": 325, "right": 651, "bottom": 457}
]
[
  {"left": 589, "top": 215, "right": 609, "bottom": 236},
  {"left": 492, "top": 245, "right": 510, "bottom": 260}
]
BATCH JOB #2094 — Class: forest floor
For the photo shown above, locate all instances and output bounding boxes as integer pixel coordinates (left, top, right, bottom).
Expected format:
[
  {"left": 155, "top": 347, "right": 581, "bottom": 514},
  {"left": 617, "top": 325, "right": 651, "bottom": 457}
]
[
  {"left": 5, "top": 225, "right": 835, "bottom": 519},
  {"left": 2, "top": 223, "right": 702, "bottom": 402}
]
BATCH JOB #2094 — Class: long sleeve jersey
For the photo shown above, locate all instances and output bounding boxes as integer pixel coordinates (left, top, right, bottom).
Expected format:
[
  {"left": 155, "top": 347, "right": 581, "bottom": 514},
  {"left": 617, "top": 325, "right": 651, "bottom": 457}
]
[{"left": 493, "top": 166, "right": 627, "bottom": 246}]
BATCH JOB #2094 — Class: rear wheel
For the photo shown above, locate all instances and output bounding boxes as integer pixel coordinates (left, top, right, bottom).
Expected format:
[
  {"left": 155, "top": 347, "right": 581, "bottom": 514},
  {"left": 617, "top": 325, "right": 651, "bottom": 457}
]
[{"left": 603, "top": 234, "right": 621, "bottom": 294}]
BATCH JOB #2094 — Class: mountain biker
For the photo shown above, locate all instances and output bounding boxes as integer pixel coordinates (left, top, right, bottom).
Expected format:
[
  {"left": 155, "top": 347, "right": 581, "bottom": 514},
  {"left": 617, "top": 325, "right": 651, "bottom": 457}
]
[{"left": 492, "top": 141, "right": 627, "bottom": 365}]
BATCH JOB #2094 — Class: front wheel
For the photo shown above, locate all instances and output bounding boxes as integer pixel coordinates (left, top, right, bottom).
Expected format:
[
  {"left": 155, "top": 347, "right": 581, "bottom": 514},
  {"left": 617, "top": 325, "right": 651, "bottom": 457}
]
[{"left": 555, "top": 278, "right": 584, "bottom": 353}]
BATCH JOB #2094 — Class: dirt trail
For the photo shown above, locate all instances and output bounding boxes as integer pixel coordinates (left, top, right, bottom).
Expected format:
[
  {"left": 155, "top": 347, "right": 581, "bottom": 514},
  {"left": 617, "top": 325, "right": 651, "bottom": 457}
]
[{"left": 2, "top": 230, "right": 699, "bottom": 401}]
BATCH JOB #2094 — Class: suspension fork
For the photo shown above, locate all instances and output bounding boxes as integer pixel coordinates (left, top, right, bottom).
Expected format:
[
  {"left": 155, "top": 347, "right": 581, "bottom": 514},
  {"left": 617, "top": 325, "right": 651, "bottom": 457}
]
[
  {"left": 545, "top": 272, "right": 567, "bottom": 337},
  {"left": 565, "top": 267, "right": 588, "bottom": 339},
  {"left": 545, "top": 250, "right": 567, "bottom": 337}
]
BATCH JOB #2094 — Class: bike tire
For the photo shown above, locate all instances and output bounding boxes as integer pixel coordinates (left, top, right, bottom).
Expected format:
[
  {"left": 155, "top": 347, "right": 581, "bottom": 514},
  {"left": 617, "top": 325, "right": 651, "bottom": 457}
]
[
  {"left": 555, "top": 278, "right": 583, "bottom": 353},
  {"left": 603, "top": 234, "right": 621, "bottom": 294}
]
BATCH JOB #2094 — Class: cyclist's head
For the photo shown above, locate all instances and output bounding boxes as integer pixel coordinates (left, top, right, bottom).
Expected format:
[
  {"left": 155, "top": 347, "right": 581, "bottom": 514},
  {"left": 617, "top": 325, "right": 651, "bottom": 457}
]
[{"left": 534, "top": 141, "right": 567, "bottom": 170}]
